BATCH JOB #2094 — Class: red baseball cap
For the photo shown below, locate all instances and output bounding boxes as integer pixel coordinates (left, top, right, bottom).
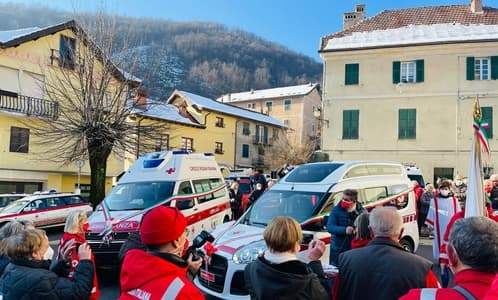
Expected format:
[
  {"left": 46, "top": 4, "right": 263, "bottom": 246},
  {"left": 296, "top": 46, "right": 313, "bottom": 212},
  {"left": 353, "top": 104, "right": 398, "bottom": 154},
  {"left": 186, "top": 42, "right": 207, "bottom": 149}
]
[{"left": 140, "top": 206, "right": 187, "bottom": 246}]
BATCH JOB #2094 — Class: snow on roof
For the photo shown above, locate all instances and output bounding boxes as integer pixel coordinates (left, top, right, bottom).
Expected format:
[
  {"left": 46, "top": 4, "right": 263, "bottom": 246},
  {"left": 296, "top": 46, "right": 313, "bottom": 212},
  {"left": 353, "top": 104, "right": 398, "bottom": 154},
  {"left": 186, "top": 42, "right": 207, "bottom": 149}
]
[
  {"left": 217, "top": 83, "right": 318, "bottom": 102},
  {"left": 324, "top": 23, "right": 498, "bottom": 51},
  {"left": 176, "top": 91, "right": 284, "bottom": 127},
  {"left": 0, "top": 27, "right": 41, "bottom": 43},
  {"left": 131, "top": 101, "right": 201, "bottom": 127},
  {"left": 117, "top": 67, "right": 142, "bottom": 83}
]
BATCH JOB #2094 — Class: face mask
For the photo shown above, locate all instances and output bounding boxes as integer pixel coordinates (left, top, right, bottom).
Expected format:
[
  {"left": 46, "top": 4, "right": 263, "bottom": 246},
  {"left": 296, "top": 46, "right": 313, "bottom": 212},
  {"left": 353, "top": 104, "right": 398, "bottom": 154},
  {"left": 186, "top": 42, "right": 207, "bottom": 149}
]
[
  {"left": 440, "top": 189, "right": 450, "bottom": 197},
  {"left": 43, "top": 246, "right": 54, "bottom": 260},
  {"left": 340, "top": 200, "right": 354, "bottom": 210},
  {"left": 82, "top": 223, "right": 90, "bottom": 232}
]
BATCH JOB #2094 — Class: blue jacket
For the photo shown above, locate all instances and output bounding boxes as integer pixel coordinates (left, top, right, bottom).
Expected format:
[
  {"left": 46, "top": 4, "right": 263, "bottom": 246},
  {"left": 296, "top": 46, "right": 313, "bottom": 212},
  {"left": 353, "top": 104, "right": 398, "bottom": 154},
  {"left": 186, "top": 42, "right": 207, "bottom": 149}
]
[{"left": 327, "top": 204, "right": 363, "bottom": 253}]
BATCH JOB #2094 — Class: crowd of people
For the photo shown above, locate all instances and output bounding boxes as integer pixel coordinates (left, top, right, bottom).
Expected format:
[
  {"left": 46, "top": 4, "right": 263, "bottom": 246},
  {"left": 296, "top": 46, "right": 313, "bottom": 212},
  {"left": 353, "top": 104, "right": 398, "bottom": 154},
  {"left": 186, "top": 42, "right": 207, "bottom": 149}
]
[{"left": 0, "top": 174, "right": 497, "bottom": 299}]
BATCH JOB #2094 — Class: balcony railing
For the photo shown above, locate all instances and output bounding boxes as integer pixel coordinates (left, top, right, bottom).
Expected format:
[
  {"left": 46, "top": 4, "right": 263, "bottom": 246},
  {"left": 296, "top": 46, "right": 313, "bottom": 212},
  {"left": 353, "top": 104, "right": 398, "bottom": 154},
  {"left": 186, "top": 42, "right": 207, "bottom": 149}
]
[
  {"left": 0, "top": 91, "right": 59, "bottom": 119},
  {"left": 252, "top": 155, "right": 266, "bottom": 167}
]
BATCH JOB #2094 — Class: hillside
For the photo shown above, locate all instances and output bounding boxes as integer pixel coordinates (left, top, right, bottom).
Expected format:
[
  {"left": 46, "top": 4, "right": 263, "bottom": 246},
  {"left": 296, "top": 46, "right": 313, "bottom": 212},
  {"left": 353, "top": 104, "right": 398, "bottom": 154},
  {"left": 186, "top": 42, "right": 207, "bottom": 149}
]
[{"left": 0, "top": 3, "right": 322, "bottom": 99}]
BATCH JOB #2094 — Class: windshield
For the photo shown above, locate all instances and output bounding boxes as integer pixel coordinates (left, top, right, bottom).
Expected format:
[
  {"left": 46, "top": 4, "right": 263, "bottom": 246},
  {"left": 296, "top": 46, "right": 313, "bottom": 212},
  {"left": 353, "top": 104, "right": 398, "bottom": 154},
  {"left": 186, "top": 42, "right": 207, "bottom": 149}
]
[
  {"left": 242, "top": 190, "right": 324, "bottom": 225},
  {"left": 105, "top": 181, "right": 175, "bottom": 211},
  {"left": 1, "top": 200, "right": 28, "bottom": 214}
]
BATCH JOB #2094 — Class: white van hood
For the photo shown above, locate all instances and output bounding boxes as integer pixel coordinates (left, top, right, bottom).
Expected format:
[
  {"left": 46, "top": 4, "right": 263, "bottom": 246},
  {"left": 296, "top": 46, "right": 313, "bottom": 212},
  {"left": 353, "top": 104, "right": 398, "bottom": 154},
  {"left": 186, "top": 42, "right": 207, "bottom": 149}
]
[{"left": 88, "top": 210, "right": 142, "bottom": 234}]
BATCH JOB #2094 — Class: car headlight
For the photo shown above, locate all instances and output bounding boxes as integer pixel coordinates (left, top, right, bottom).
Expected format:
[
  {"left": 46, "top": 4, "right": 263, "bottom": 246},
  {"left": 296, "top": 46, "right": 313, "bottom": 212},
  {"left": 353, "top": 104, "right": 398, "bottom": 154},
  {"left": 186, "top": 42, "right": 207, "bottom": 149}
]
[{"left": 232, "top": 240, "right": 267, "bottom": 264}]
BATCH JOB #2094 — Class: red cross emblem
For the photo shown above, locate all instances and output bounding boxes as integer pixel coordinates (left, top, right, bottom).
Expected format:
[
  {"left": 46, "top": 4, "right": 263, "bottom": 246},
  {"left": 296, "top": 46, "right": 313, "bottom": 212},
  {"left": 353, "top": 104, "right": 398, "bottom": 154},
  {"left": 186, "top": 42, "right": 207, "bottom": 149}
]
[{"left": 166, "top": 168, "right": 176, "bottom": 174}]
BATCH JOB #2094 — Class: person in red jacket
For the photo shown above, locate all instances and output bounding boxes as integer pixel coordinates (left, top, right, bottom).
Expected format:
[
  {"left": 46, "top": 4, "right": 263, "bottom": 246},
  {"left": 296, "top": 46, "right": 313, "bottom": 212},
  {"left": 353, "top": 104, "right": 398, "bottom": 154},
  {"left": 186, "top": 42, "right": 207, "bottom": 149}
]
[
  {"left": 120, "top": 206, "right": 204, "bottom": 300},
  {"left": 351, "top": 212, "right": 371, "bottom": 249},
  {"left": 400, "top": 217, "right": 498, "bottom": 300},
  {"left": 57, "top": 210, "right": 100, "bottom": 300},
  {"left": 484, "top": 274, "right": 498, "bottom": 300}
]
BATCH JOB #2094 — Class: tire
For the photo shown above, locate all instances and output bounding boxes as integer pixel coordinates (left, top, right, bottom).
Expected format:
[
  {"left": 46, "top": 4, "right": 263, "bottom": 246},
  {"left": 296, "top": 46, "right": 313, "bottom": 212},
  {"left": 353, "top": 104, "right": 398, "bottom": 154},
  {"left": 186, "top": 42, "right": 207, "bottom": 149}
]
[{"left": 400, "top": 238, "right": 414, "bottom": 253}]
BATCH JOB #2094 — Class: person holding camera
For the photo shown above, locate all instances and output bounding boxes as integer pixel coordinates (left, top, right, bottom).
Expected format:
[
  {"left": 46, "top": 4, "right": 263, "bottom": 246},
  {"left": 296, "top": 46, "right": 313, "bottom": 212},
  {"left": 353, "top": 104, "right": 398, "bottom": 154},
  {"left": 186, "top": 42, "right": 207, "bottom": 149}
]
[{"left": 119, "top": 206, "right": 204, "bottom": 300}]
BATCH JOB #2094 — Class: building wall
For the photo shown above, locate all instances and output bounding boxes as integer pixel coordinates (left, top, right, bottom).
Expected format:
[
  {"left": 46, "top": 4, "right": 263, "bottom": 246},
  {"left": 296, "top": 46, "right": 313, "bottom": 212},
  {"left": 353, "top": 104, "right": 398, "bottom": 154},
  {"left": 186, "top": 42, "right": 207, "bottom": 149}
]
[
  {"left": 321, "top": 41, "right": 498, "bottom": 182},
  {"left": 0, "top": 28, "right": 124, "bottom": 194}
]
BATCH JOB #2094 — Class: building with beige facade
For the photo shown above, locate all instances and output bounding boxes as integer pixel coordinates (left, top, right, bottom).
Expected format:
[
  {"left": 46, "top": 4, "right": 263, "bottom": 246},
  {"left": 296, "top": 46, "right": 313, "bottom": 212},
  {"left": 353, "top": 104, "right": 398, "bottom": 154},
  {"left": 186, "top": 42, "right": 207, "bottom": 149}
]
[
  {"left": 320, "top": 1, "right": 498, "bottom": 183},
  {"left": 218, "top": 83, "right": 321, "bottom": 147}
]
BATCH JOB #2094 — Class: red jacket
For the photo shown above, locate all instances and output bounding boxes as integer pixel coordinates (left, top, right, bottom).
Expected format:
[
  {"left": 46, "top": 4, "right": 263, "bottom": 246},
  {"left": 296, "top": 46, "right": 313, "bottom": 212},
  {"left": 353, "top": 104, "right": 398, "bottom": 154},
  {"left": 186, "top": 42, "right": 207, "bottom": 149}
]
[
  {"left": 120, "top": 249, "right": 204, "bottom": 300},
  {"left": 400, "top": 269, "right": 496, "bottom": 300},
  {"left": 57, "top": 232, "right": 99, "bottom": 300},
  {"left": 484, "top": 274, "right": 498, "bottom": 300},
  {"left": 351, "top": 238, "right": 370, "bottom": 249}
]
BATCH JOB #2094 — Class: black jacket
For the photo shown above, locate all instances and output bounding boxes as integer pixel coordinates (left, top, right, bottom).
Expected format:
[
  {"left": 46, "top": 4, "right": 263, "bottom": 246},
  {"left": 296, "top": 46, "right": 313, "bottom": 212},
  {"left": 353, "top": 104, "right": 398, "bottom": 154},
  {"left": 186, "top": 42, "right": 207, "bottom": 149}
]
[
  {"left": 327, "top": 203, "right": 364, "bottom": 264},
  {"left": 119, "top": 231, "right": 146, "bottom": 262},
  {"left": 491, "top": 186, "right": 498, "bottom": 209},
  {"left": 0, "top": 256, "right": 9, "bottom": 277},
  {"left": 245, "top": 256, "right": 329, "bottom": 300},
  {"left": 0, "top": 257, "right": 94, "bottom": 300},
  {"left": 248, "top": 190, "right": 263, "bottom": 206},
  {"left": 337, "top": 238, "right": 433, "bottom": 300},
  {"left": 229, "top": 188, "right": 243, "bottom": 210}
]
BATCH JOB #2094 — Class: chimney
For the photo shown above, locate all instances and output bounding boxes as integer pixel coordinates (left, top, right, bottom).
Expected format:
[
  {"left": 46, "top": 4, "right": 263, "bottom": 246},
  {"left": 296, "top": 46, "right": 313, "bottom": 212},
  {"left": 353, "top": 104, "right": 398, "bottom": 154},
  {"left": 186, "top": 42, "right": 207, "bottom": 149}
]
[
  {"left": 470, "top": 0, "right": 483, "bottom": 14},
  {"left": 343, "top": 4, "right": 366, "bottom": 30},
  {"left": 134, "top": 88, "right": 148, "bottom": 107}
]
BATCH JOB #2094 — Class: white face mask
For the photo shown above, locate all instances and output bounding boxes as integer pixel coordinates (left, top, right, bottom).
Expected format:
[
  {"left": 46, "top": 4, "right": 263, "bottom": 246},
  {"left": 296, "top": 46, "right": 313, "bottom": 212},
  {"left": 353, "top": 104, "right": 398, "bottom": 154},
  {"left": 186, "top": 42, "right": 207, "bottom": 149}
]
[
  {"left": 440, "top": 189, "right": 450, "bottom": 197},
  {"left": 43, "top": 246, "right": 54, "bottom": 260}
]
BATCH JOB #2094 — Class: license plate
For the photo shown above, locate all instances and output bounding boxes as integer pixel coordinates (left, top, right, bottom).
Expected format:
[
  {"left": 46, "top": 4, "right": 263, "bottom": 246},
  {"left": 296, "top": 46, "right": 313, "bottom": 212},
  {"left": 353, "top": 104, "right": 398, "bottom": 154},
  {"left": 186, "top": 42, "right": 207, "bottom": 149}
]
[{"left": 200, "top": 269, "right": 215, "bottom": 282}]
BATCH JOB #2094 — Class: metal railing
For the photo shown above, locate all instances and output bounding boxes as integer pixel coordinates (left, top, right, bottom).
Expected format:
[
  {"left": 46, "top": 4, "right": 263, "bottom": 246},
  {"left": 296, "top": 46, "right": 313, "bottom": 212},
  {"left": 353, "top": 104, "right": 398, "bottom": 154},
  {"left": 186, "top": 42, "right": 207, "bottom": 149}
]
[
  {"left": 253, "top": 135, "right": 271, "bottom": 145},
  {"left": 0, "top": 92, "right": 59, "bottom": 119}
]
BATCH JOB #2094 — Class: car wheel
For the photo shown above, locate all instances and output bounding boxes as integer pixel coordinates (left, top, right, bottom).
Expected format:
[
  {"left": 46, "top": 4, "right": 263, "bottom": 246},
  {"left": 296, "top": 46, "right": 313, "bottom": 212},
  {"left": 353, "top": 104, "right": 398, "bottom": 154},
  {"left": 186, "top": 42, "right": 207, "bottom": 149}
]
[{"left": 400, "top": 238, "right": 414, "bottom": 253}]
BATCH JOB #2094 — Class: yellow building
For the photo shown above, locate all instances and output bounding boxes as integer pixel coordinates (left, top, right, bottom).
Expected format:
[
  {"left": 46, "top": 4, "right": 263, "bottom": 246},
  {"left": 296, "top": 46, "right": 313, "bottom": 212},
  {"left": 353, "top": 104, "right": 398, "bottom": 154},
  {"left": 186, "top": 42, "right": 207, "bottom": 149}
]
[
  {"left": 132, "top": 90, "right": 284, "bottom": 172},
  {"left": 0, "top": 21, "right": 132, "bottom": 196},
  {"left": 319, "top": 1, "right": 498, "bottom": 183}
]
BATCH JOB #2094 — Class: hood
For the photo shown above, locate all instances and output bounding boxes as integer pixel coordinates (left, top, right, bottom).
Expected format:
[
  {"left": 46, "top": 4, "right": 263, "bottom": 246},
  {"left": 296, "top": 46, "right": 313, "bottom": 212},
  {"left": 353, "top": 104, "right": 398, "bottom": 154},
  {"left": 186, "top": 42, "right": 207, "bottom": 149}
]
[
  {"left": 214, "top": 224, "right": 265, "bottom": 254},
  {"left": 88, "top": 210, "right": 142, "bottom": 234},
  {"left": 120, "top": 249, "right": 185, "bottom": 292},
  {"left": 246, "top": 257, "right": 314, "bottom": 298}
]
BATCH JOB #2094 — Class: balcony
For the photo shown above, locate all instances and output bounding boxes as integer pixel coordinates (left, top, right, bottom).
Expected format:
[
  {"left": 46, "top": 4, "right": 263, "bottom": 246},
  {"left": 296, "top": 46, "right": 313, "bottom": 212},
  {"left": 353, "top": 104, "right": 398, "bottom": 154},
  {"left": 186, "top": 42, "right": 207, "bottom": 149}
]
[
  {"left": 0, "top": 91, "right": 59, "bottom": 119},
  {"left": 252, "top": 135, "right": 271, "bottom": 146}
]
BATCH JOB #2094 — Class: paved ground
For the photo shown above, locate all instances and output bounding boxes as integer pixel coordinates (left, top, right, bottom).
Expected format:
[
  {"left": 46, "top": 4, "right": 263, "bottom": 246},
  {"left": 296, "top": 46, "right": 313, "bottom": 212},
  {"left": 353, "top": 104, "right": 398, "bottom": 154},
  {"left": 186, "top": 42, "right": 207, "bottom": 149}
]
[{"left": 47, "top": 229, "right": 436, "bottom": 300}]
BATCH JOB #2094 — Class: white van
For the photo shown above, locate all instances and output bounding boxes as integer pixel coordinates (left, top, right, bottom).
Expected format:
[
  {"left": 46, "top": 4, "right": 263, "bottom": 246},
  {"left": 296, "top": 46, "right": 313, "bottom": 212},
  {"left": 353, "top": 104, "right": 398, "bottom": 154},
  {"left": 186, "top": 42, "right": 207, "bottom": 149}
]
[
  {"left": 86, "top": 151, "right": 232, "bottom": 265},
  {"left": 195, "top": 161, "right": 419, "bottom": 299}
]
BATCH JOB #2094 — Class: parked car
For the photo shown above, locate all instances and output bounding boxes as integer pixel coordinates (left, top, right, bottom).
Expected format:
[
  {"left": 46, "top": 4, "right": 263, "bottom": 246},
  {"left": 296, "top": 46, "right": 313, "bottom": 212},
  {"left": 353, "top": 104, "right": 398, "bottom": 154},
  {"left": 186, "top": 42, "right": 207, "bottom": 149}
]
[
  {"left": 0, "top": 193, "right": 29, "bottom": 208},
  {"left": 0, "top": 191, "right": 91, "bottom": 228},
  {"left": 196, "top": 161, "right": 420, "bottom": 299}
]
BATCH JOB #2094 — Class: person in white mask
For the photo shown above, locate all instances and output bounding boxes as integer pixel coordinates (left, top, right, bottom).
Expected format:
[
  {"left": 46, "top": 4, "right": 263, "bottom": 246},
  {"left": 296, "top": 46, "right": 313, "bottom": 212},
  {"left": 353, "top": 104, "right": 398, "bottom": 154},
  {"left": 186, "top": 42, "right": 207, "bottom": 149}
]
[{"left": 425, "top": 179, "right": 461, "bottom": 287}]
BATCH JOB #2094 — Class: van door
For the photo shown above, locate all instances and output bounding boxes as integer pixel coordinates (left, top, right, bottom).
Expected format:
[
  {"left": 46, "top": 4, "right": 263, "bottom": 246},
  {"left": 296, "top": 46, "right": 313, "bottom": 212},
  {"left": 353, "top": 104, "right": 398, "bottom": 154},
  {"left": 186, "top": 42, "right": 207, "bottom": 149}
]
[{"left": 174, "top": 181, "right": 197, "bottom": 240}]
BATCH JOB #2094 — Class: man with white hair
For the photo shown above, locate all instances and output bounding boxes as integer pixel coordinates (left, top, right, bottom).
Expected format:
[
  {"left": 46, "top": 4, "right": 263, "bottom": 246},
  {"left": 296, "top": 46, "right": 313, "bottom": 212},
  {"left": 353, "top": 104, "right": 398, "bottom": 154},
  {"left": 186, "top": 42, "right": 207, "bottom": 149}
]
[{"left": 334, "top": 207, "right": 439, "bottom": 300}]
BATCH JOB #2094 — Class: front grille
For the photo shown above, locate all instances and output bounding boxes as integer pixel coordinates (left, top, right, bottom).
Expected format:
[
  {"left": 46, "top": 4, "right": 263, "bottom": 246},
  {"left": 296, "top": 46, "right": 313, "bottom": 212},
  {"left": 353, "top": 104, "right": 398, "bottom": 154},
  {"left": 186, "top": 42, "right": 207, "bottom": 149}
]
[
  {"left": 86, "top": 232, "right": 131, "bottom": 241},
  {"left": 230, "top": 270, "right": 248, "bottom": 295},
  {"left": 198, "top": 254, "right": 227, "bottom": 293},
  {"left": 88, "top": 241, "right": 124, "bottom": 253}
]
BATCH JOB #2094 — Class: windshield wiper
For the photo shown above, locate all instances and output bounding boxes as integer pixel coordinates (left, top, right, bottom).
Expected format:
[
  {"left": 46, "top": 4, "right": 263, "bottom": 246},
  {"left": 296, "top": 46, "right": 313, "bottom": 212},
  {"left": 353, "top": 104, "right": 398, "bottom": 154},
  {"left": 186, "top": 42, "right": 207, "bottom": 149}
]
[{"left": 249, "top": 221, "right": 267, "bottom": 227}]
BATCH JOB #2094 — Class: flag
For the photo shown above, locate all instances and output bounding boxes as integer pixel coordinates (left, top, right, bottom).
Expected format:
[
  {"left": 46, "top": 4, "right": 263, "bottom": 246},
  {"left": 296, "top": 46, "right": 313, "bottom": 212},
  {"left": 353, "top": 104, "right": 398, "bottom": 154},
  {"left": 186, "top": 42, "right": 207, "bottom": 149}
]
[{"left": 465, "top": 97, "right": 488, "bottom": 218}]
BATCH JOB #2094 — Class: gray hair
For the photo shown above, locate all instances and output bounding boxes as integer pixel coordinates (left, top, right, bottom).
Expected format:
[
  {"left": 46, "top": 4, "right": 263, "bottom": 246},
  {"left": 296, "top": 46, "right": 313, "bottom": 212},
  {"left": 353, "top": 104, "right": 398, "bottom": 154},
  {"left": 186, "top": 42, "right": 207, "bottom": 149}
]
[
  {"left": 64, "top": 210, "right": 87, "bottom": 234},
  {"left": 0, "top": 221, "right": 25, "bottom": 256},
  {"left": 449, "top": 217, "right": 498, "bottom": 273},
  {"left": 369, "top": 207, "right": 403, "bottom": 238}
]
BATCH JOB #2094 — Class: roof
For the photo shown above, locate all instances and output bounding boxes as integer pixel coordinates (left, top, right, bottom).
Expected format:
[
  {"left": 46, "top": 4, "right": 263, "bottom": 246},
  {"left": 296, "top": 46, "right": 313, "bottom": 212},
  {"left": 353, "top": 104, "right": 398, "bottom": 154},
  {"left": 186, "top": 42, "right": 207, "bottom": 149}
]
[
  {"left": 321, "top": 5, "right": 498, "bottom": 51},
  {"left": 131, "top": 101, "right": 203, "bottom": 127},
  {"left": 169, "top": 90, "right": 285, "bottom": 127},
  {"left": 217, "top": 83, "right": 318, "bottom": 102},
  {"left": 0, "top": 20, "right": 141, "bottom": 84}
]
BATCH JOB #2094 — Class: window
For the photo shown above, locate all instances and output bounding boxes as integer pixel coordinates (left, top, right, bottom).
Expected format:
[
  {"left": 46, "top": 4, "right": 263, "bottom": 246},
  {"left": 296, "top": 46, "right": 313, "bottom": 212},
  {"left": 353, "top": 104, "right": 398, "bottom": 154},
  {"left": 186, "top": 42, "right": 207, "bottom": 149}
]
[
  {"left": 10, "top": 127, "right": 29, "bottom": 153},
  {"left": 215, "top": 142, "right": 224, "bottom": 154},
  {"left": 482, "top": 107, "right": 493, "bottom": 138},
  {"left": 272, "top": 128, "right": 279, "bottom": 140},
  {"left": 181, "top": 137, "right": 194, "bottom": 151},
  {"left": 242, "top": 144, "right": 249, "bottom": 158},
  {"left": 25, "top": 199, "right": 49, "bottom": 211},
  {"left": 345, "top": 63, "right": 359, "bottom": 85},
  {"left": 215, "top": 117, "right": 225, "bottom": 128},
  {"left": 434, "top": 167, "right": 454, "bottom": 185},
  {"left": 76, "top": 184, "right": 91, "bottom": 202},
  {"left": 286, "top": 163, "right": 344, "bottom": 183},
  {"left": 284, "top": 120, "right": 290, "bottom": 127},
  {"left": 342, "top": 110, "right": 359, "bottom": 139},
  {"left": 46, "top": 197, "right": 66, "bottom": 208},
  {"left": 155, "top": 134, "right": 170, "bottom": 152},
  {"left": 177, "top": 181, "right": 193, "bottom": 195},
  {"left": 401, "top": 61, "right": 416, "bottom": 83},
  {"left": 242, "top": 122, "right": 250, "bottom": 135},
  {"left": 265, "top": 101, "right": 273, "bottom": 112},
  {"left": 255, "top": 125, "right": 261, "bottom": 143},
  {"left": 193, "top": 179, "right": 215, "bottom": 203},
  {"left": 59, "top": 35, "right": 76, "bottom": 69},
  {"left": 475, "top": 57, "right": 491, "bottom": 80},
  {"left": 247, "top": 103, "right": 255, "bottom": 109},
  {"left": 63, "top": 195, "right": 85, "bottom": 205},
  {"left": 175, "top": 198, "right": 194, "bottom": 210},
  {"left": 399, "top": 109, "right": 416, "bottom": 139},
  {"left": 284, "top": 99, "right": 292, "bottom": 111},
  {"left": 361, "top": 187, "right": 388, "bottom": 204},
  {"left": 263, "top": 126, "right": 269, "bottom": 144}
]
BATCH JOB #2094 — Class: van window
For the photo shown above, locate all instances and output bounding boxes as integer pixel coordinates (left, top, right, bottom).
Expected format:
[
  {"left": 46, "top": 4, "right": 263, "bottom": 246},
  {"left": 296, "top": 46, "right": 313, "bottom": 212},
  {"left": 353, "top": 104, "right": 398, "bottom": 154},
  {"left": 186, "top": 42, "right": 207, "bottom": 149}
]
[
  {"left": 388, "top": 184, "right": 410, "bottom": 196},
  {"left": 362, "top": 187, "right": 388, "bottom": 204},
  {"left": 285, "top": 163, "right": 343, "bottom": 183},
  {"left": 210, "top": 178, "right": 226, "bottom": 199},
  {"left": 193, "top": 179, "right": 214, "bottom": 203},
  {"left": 178, "top": 181, "right": 193, "bottom": 195},
  {"left": 344, "top": 164, "right": 403, "bottom": 179},
  {"left": 175, "top": 199, "right": 195, "bottom": 210},
  {"left": 321, "top": 192, "right": 343, "bottom": 215}
]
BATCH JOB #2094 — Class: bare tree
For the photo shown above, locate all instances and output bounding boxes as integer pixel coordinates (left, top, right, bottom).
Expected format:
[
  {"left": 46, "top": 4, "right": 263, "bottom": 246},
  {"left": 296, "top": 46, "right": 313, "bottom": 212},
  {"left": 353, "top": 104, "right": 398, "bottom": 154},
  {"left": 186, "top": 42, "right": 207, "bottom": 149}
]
[
  {"left": 267, "top": 134, "right": 316, "bottom": 169},
  {"left": 27, "top": 16, "right": 168, "bottom": 208}
]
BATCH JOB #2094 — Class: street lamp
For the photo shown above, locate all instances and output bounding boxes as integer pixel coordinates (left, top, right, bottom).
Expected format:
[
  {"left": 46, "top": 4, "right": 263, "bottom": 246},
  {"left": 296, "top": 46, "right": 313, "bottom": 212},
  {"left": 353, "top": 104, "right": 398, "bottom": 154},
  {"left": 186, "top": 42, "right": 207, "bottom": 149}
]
[{"left": 75, "top": 159, "right": 85, "bottom": 194}]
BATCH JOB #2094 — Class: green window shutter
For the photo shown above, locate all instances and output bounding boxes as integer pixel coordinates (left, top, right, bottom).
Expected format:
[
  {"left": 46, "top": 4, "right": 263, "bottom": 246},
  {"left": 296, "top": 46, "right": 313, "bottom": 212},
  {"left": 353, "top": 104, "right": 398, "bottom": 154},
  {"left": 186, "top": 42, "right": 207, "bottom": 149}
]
[
  {"left": 393, "top": 61, "right": 401, "bottom": 84},
  {"left": 416, "top": 60, "right": 424, "bottom": 82},
  {"left": 399, "top": 109, "right": 416, "bottom": 139},
  {"left": 345, "top": 64, "right": 359, "bottom": 85},
  {"left": 343, "top": 110, "right": 359, "bottom": 139},
  {"left": 467, "top": 57, "right": 475, "bottom": 81},
  {"left": 482, "top": 107, "right": 493, "bottom": 138},
  {"left": 491, "top": 56, "right": 498, "bottom": 80}
]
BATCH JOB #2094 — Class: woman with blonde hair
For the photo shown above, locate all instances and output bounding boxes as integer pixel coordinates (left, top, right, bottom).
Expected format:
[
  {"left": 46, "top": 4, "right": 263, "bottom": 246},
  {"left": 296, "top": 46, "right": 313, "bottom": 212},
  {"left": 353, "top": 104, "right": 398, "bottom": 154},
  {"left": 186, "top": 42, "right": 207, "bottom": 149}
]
[
  {"left": 245, "top": 216, "right": 329, "bottom": 300},
  {"left": 1, "top": 228, "right": 94, "bottom": 299},
  {"left": 57, "top": 210, "right": 100, "bottom": 300}
]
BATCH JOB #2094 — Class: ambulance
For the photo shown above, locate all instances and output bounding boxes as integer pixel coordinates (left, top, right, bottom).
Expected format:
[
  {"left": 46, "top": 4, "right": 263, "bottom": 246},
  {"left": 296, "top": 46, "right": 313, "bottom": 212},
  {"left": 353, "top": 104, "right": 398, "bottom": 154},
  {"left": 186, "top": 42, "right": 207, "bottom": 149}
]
[
  {"left": 195, "top": 161, "right": 419, "bottom": 299},
  {"left": 86, "top": 151, "right": 232, "bottom": 266}
]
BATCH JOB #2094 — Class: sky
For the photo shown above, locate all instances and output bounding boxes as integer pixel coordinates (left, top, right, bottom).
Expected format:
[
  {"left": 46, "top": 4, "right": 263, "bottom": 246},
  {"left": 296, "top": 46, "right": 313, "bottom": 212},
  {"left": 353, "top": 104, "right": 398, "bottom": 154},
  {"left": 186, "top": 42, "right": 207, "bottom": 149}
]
[{"left": 3, "top": 0, "right": 498, "bottom": 61}]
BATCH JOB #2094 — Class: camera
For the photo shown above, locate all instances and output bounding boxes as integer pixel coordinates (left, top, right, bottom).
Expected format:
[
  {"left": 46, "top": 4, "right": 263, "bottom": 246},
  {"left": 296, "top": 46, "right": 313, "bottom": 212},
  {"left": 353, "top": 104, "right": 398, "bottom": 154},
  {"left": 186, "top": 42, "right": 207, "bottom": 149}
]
[{"left": 184, "top": 230, "right": 215, "bottom": 260}]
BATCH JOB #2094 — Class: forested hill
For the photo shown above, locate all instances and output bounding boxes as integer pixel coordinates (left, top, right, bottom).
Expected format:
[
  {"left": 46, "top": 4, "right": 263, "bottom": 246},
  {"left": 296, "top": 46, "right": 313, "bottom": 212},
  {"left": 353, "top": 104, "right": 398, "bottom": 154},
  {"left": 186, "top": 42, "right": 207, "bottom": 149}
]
[{"left": 0, "top": 3, "right": 322, "bottom": 99}]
